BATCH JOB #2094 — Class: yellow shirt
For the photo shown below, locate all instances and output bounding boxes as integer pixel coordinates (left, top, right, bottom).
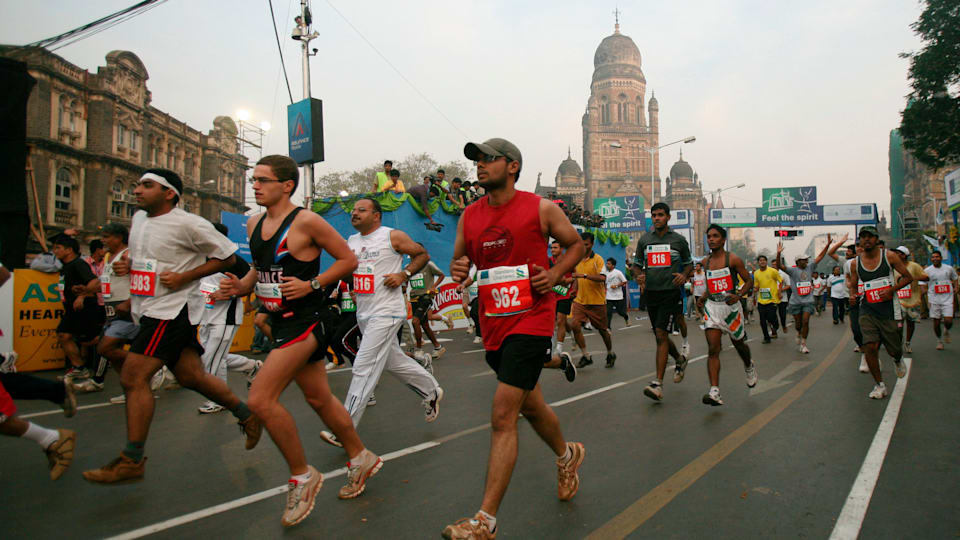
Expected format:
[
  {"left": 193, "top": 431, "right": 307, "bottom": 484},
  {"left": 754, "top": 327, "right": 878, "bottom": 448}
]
[
  {"left": 574, "top": 253, "right": 607, "bottom": 305},
  {"left": 753, "top": 267, "right": 782, "bottom": 305}
]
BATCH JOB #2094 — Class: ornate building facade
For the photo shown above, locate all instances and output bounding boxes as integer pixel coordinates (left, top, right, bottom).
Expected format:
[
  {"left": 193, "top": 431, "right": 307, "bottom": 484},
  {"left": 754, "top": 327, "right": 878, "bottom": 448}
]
[{"left": 0, "top": 46, "right": 247, "bottom": 249}]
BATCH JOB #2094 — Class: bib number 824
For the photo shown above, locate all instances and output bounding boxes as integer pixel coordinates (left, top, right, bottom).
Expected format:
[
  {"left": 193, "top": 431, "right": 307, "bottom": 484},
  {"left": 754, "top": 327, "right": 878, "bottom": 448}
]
[{"left": 490, "top": 285, "right": 521, "bottom": 308}]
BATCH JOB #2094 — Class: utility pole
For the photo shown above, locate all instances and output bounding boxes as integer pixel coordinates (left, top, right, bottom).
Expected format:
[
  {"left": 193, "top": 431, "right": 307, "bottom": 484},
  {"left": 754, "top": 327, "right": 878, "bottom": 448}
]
[{"left": 295, "top": 1, "right": 319, "bottom": 209}]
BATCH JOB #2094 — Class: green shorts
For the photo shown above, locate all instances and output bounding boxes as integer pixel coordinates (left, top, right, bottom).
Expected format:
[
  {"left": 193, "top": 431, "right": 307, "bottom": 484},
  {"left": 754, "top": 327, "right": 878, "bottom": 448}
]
[{"left": 859, "top": 313, "right": 902, "bottom": 358}]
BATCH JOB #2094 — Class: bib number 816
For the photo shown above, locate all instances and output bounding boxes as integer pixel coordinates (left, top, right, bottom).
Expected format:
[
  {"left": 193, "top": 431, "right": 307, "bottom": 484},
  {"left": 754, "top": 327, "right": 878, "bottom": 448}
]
[{"left": 490, "top": 286, "right": 521, "bottom": 308}]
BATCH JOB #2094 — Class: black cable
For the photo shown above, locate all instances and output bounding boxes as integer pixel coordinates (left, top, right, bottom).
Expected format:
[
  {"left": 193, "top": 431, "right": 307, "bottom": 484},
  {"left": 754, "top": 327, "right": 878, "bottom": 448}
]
[
  {"left": 26, "top": 0, "right": 159, "bottom": 50},
  {"left": 49, "top": 1, "right": 169, "bottom": 52},
  {"left": 268, "top": 0, "right": 295, "bottom": 104}
]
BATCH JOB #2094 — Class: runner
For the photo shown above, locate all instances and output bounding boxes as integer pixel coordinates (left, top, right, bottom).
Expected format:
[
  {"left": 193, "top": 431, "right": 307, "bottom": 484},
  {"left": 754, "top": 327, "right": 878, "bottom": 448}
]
[
  {"left": 443, "top": 137, "right": 585, "bottom": 539},
  {"left": 924, "top": 249, "right": 958, "bottom": 350},
  {"left": 549, "top": 241, "right": 577, "bottom": 354},
  {"left": 777, "top": 265, "right": 791, "bottom": 334},
  {"left": 52, "top": 234, "right": 105, "bottom": 385},
  {"left": 752, "top": 254, "right": 782, "bottom": 343},
  {"left": 570, "top": 231, "right": 615, "bottom": 368},
  {"left": 692, "top": 262, "right": 706, "bottom": 322},
  {"left": 409, "top": 245, "right": 454, "bottom": 359},
  {"left": 318, "top": 197, "right": 444, "bottom": 448},
  {"left": 0, "top": 376, "right": 76, "bottom": 480},
  {"left": 697, "top": 224, "right": 756, "bottom": 406},
  {"left": 827, "top": 265, "right": 847, "bottom": 325},
  {"left": 604, "top": 257, "right": 630, "bottom": 328},
  {"left": 847, "top": 226, "right": 911, "bottom": 399},
  {"left": 83, "top": 168, "right": 263, "bottom": 487},
  {"left": 457, "top": 265, "right": 484, "bottom": 344},
  {"left": 828, "top": 237, "right": 867, "bottom": 370},
  {"left": 772, "top": 236, "right": 831, "bottom": 354},
  {"left": 195, "top": 223, "right": 264, "bottom": 414},
  {"left": 812, "top": 271, "right": 825, "bottom": 316},
  {"left": 219, "top": 156, "right": 381, "bottom": 525},
  {"left": 633, "top": 202, "right": 693, "bottom": 401},
  {"left": 893, "top": 246, "right": 928, "bottom": 354}
]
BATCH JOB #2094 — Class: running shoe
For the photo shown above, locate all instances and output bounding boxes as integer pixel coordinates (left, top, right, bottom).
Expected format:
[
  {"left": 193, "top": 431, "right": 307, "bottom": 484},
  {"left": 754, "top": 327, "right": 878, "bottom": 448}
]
[
  {"left": 0, "top": 351, "right": 18, "bottom": 372},
  {"left": 82, "top": 454, "right": 146, "bottom": 483},
  {"left": 576, "top": 355, "right": 593, "bottom": 369},
  {"left": 62, "top": 380, "right": 77, "bottom": 418},
  {"left": 319, "top": 430, "right": 343, "bottom": 448},
  {"left": 72, "top": 379, "right": 104, "bottom": 393},
  {"left": 702, "top": 387, "right": 724, "bottom": 406},
  {"left": 368, "top": 393, "right": 377, "bottom": 407},
  {"left": 338, "top": 449, "right": 383, "bottom": 499},
  {"left": 674, "top": 355, "right": 689, "bottom": 383},
  {"left": 800, "top": 344, "right": 810, "bottom": 354},
  {"left": 423, "top": 387, "right": 444, "bottom": 422},
  {"left": 643, "top": 381, "right": 663, "bottom": 401},
  {"left": 443, "top": 316, "right": 454, "bottom": 330},
  {"left": 745, "top": 363, "right": 759, "bottom": 388},
  {"left": 109, "top": 394, "right": 126, "bottom": 404},
  {"left": 239, "top": 415, "right": 263, "bottom": 450},
  {"left": 560, "top": 352, "right": 576, "bottom": 382},
  {"left": 465, "top": 324, "right": 474, "bottom": 335},
  {"left": 681, "top": 342, "right": 690, "bottom": 357},
  {"left": 62, "top": 366, "right": 90, "bottom": 382},
  {"left": 625, "top": 318, "right": 632, "bottom": 327},
  {"left": 853, "top": 345, "right": 860, "bottom": 353},
  {"left": 868, "top": 382, "right": 887, "bottom": 400},
  {"left": 281, "top": 465, "right": 323, "bottom": 527},
  {"left": 473, "top": 336, "right": 483, "bottom": 344},
  {"left": 150, "top": 367, "right": 166, "bottom": 391},
  {"left": 605, "top": 352, "right": 617, "bottom": 368},
  {"left": 431, "top": 346, "right": 447, "bottom": 359},
  {"left": 859, "top": 354, "right": 868, "bottom": 373},
  {"left": 198, "top": 401, "right": 225, "bottom": 414},
  {"left": 936, "top": 341, "right": 944, "bottom": 350},
  {"left": 442, "top": 513, "right": 497, "bottom": 540},
  {"left": 245, "top": 360, "right": 263, "bottom": 388},
  {"left": 894, "top": 359, "right": 907, "bottom": 378},
  {"left": 904, "top": 342, "right": 912, "bottom": 354},
  {"left": 325, "top": 361, "right": 337, "bottom": 371},
  {"left": 557, "top": 441, "right": 585, "bottom": 501},
  {"left": 416, "top": 350, "right": 434, "bottom": 374},
  {"left": 945, "top": 329, "right": 952, "bottom": 343},
  {"left": 671, "top": 330, "right": 680, "bottom": 336},
  {"left": 45, "top": 429, "right": 76, "bottom": 480}
]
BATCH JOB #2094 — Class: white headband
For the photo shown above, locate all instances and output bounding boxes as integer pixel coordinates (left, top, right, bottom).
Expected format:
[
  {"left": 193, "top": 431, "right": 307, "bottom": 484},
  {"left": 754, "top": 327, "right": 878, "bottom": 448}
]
[{"left": 140, "top": 172, "right": 181, "bottom": 197}]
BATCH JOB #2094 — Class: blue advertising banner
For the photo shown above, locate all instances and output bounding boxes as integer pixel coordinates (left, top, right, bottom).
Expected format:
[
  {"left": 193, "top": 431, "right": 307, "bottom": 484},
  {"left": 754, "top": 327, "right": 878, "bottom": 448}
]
[
  {"left": 287, "top": 98, "right": 324, "bottom": 164},
  {"left": 711, "top": 204, "right": 877, "bottom": 228},
  {"left": 595, "top": 195, "right": 646, "bottom": 232},
  {"left": 220, "top": 211, "right": 251, "bottom": 263}
]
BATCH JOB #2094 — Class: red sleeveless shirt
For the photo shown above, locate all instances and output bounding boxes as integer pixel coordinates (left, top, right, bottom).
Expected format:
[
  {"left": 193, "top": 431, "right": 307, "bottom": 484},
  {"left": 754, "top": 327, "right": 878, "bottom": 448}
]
[{"left": 463, "top": 190, "right": 555, "bottom": 350}]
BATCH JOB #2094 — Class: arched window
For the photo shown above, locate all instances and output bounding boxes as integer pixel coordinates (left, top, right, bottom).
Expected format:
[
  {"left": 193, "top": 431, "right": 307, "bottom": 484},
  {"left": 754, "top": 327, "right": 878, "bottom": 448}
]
[
  {"left": 112, "top": 180, "right": 124, "bottom": 194},
  {"left": 55, "top": 168, "right": 72, "bottom": 210}
]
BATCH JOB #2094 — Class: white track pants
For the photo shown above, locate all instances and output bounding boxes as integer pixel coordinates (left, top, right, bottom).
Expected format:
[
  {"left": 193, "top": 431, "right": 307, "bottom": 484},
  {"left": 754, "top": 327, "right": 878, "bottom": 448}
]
[
  {"left": 345, "top": 315, "right": 440, "bottom": 426},
  {"left": 199, "top": 324, "right": 256, "bottom": 382}
]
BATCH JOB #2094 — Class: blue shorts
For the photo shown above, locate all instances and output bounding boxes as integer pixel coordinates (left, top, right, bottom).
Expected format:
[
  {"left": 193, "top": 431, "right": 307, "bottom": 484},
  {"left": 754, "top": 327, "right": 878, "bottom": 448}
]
[
  {"left": 786, "top": 303, "right": 815, "bottom": 316},
  {"left": 103, "top": 319, "right": 139, "bottom": 340}
]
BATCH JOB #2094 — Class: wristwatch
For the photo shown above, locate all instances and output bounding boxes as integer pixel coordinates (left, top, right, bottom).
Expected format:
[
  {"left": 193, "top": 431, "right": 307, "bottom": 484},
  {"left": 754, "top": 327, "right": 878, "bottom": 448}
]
[
  {"left": 310, "top": 278, "right": 322, "bottom": 290},
  {"left": 403, "top": 269, "right": 412, "bottom": 280}
]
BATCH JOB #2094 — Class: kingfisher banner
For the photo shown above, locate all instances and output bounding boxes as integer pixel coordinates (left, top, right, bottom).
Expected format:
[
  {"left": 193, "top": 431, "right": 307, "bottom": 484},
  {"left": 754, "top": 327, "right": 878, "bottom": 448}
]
[
  {"left": 594, "top": 195, "right": 646, "bottom": 232},
  {"left": 760, "top": 186, "right": 822, "bottom": 224}
]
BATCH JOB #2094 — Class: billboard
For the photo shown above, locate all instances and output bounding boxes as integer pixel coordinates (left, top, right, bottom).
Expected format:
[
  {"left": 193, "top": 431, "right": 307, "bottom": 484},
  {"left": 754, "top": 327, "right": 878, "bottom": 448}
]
[
  {"left": 946, "top": 168, "right": 960, "bottom": 212},
  {"left": 822, "top": 204, "right": 877, "bottom": 223},
  {"left": 760, "top": 186, "right": 822, "bottom": 224},
  {"left": 287, "top": 98, "right": 325, "bottom": 165},
  {"left": 595, "top": 195, "right": 646, "bottom": 232},
  {"left": 711, "top": 204, "right": 877, "bottom": 227},
  {"left": 220, "top": 211, "right": 251, "bottom": 263},
  {"left": 710, "top": 207, "right": 757, "bottom": 227}
]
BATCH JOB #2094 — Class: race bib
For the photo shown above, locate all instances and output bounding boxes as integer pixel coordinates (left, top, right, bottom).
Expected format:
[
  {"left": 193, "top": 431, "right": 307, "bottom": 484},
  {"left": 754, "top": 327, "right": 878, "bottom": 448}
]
[
  {"left": 863, "top": 277, "right": 893, "bottom": 304},
  {"left": 796, "top": 281, "right": 812, "bottom": 296},
  {"left": 105, "top": 304, "right": 116, "bottom": 318},
  {"left": 410, "top": 273, "right": 426, "bottom": 289},
  {"left": 552, "top": 284, "right": 569, "bottom": 296},
  {"left": 933, "top": 280, "right": 952, "bottom": 294},
  {"left": 255, "top": 282, "right": 282, "bottom": 306},
  {"left": 100, "top": 274, "right": 112, "bottom": 299},
  {"left": 353, "top": 263, "right": 375, "bottom": 294},
  {"left": 759, "top": 287, "right": 772, "bottom": 300},
  {"left": 200, "top": 281, "right": 218, "bottom": 309},
  {"left": 693, "top": 277, "right": 705, "bottom": 289},
  {"left": 706, "top": 267, "right": 733, "bottom": 295},
  {"left": 478, "top": 264, "right": 534, "bottom": 317},
  {"left": 646, "top": 244, "right": 671, "bottom": 268},
  {"left": 897, "top": 284, "right": 912, "bottom": 299},
  {"left": 857, "top": 283, "right": 864, "bottom": 297},
  {"left": 340, "top": 295, "right": 356, "bottom": 313},
  {"left": 129, "top": 258, "right": 158, "bottom": 297}
]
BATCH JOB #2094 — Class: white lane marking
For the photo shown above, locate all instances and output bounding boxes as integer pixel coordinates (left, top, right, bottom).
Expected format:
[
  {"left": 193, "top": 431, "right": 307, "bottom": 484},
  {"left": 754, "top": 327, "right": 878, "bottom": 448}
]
[
  {"left": 104, "top": 341, "right": 750, "bottom": 539},
  {"left": 828, "top": 358, "right": 912, "bottom": 540},
  {"left": 461, "top": 348, "right": 485, "bottom": 354}
]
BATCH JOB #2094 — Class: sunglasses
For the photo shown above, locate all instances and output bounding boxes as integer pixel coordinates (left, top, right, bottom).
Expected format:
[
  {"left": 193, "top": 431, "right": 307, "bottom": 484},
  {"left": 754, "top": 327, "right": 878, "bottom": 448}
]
[{"left": 473, "top": 154, "right": 510, "bottom": 165}]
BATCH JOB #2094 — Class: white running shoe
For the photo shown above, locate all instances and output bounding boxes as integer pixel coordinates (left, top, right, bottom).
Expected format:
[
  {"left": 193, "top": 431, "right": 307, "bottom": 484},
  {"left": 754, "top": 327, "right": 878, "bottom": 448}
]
[
  {"left": 702, "top": 387, "right": 724, "bottom": 406},
  {"left": 868, "top": 382, "right": 887, "bottom": 400},
  {"left": 800, "top": 343, "right": 810, "bottom": 354},
  {"left": 465, "top": 324, "right": 474, "bottom": 335},
  {"left": 643, "top": 381, "right": 664, "bottom": 401},
  {"left": 423, "top": 387, "right": 443, "bottom": 422},
  {"left": 72, "top": 379, "right": 104, "bottom": 393},
  {"left": 853, "top": 345, "right": 861, "bottom": 353},
  {"left": 681, "top": 342, "right": 690, "bottom": 357},
  {"left": 198, "top": 401, "right": 225, "bottom": 414},
  {"left": 894, "top": 360, "right": 907, "bottom": 379},
  {"left": 472, "top": 336, "right": 482, "bottom": 344},
  {"left": 367, "top": 393, "right": 377, "bottom": 407},
  {"left": 443, "top": 316, "right": 454, "bottom": 330},
  {"left": 431, "top": 346, "right": 446, "bottom": 359},
  {"left": 325, "top": 361, "right": 337, "bottom": 371},
  {"left": 859, "top": 354, "right": 868, "bottom": 373},
  {"left": 745, "top": 363, "right": 758, "bottom": 388}
]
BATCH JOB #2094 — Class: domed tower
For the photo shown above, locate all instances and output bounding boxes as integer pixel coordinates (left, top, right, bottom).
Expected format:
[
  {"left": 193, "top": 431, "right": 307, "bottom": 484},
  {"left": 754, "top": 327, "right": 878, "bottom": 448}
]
[
  {"left": 664, "top": 149, "right": 708, "bottom": 254},
  {"left": 555, "top": 147, "right": 586, "bottom": 206},
  {"left": 582, "top": 18, "right": 660, "bottom": 213}
]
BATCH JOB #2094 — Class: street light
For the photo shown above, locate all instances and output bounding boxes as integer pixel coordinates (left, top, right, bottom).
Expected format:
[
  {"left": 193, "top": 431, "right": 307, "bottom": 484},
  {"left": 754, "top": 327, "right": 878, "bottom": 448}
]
[
  {"left": 705, "top": 182, "right": 746, "bottom": 207},
  {"left": 612, "top": 136, "right": 696, "bottom": 205}
]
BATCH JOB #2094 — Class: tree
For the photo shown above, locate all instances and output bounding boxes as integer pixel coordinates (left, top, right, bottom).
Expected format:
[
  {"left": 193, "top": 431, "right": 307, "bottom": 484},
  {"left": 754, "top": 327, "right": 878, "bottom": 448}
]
[
  {"left": 899, "top": 0, "right": 960, "bottom": 168},
  {"left": 312, "top": 152, "right": 475, "bottom": 198}
]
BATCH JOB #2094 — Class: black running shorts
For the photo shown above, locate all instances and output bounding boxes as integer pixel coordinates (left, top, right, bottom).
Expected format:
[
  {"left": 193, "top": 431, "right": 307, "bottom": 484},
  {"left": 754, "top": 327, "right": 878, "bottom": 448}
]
[
  {"left": 130, "top": 305, "right": 202, "bottom": 367},
  {"left": 485, "top": 334, "right": 551, "bottom": 390},
  {"left": 270, "top": 305, "right": 339, "bottom": 363},
  {"left": 556, "top": 298, "right": 573, "bottom": 316},
  {"left": 644, "top": 288, "right": 682, "bottom": 332},
  {"left": 56, "top": 306, "right": 106, "bottom": 343}
]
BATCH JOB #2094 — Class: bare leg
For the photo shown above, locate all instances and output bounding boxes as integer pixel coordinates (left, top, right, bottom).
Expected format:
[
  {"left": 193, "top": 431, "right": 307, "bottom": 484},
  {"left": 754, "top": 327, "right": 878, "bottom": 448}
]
[
  {"left": 171, "top": 348, "right": 242, "bottom": 409},
  {"left": 519, "top": 385, "right": 566, "bottom": 455},
  {"left": 863, "top": 342, "right": 883, "bottom": 384},
  {"left": 412, "top": 318, "right": 424, "bottom": 349},
  {"left": 555, "top": 313, "right": 568, "bottom": 344},
  {"left": 422, "top": 320, "right": 441, "bottom": 348},
  {"left": 905, "top": 320, "right": 915, "bottom": 342},
  {"left": 119, "top": 353, "right": 165, "bottom": 443},
  {"left": 97, "top": 336, "right": 129, "bottom": 373},
  {"left": 58, "top": 333, "right": 83, "bottom": 368},
  {"left": 654, "top": 328, "right": 680, "bottom": 380},
  {"left": 732, "top": 337, "right": 752, "bottom": 367},
  {"left": 480, "top": 383, "right": 529, "bottom": 516},
  {"left": 294, "top": 359, "right": 365, "bottom": 459},
  {"left": 572, "top": 321, "right": 587, "bottom": 352},
  {"left": 799, "top": 312, "right": 811, "bottom": 340},
  {"left": 705, "top": 329, "right": 723, "bottom": 386},
  {"left": 0, "top": 415, "right": 29, "bottom": 437},
  {"left": 599, "top": 328, "right": 613, "bottom": 352}
]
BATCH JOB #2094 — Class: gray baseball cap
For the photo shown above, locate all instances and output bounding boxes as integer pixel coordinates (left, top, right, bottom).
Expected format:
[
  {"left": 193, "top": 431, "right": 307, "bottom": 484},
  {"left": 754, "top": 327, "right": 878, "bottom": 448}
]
[{"left": 463, "top": 138, "right": 523, "bottom": 168}]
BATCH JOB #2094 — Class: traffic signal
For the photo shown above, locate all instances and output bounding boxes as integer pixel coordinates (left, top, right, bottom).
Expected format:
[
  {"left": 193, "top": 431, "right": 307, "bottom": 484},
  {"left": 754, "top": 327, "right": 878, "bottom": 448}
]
[{"left": 774, "top": 230, "right": 802, "bottom": 238}]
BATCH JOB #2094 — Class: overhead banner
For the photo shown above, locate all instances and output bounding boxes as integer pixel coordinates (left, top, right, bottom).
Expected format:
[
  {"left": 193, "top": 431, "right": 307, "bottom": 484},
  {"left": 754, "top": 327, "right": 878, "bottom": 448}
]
[
  {"left": 760, "top": 186, "right": 822, "bottom": 224},
  {"left": 711, "top": 204, "right": 877, "bottom": 227},
  {"left": 710, "top": 207, "right": 757, "bottom": 228},
  {"left": 287, "top": 98, "right": 325, "bottom": 165},
  {"left": 595, "top": 195, "right": 646, "bottom": 232},
  {"left": 946, "top": 168, "right": 960, "bottom": 212}
]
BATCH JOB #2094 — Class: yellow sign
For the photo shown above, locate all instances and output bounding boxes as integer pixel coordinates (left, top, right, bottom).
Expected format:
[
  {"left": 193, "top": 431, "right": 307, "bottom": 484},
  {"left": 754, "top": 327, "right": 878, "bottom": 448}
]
[{"left": 13, "top": 269, "right": 66, "bottom": 372}]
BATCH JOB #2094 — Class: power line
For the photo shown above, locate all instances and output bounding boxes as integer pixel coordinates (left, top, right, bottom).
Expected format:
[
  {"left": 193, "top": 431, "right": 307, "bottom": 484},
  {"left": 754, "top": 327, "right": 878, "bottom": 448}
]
[
  {"left": 49, "top": 1, "right": 169, "bottom": 52},
  {"left": 323, "top": 0, "right": 469, "bottom": 139},
  {"left": 268, "top": 0, "right": 295, "bottom": 104},
  {"left": 25, "top": 0, "right": 165, "bottom": 51}
]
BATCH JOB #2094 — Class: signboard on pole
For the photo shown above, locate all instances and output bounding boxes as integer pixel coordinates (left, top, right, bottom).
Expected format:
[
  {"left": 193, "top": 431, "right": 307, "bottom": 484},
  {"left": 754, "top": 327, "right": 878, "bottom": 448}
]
[
  {"left": 595, "top": 195, "right": 646, "bottom": 232},
  {"left": 710, "top": 207, "right": 757, "bottom": 227},
  {"left": 946, "top": 168, "right": 960, "bottom": 212},
  {"left": 220, "top": 211, "right": 251, "bottom": 263},
  {"left": 287, "top": 98, "right": 325, "bottom": 165},
  {"left": 760, "top": 186, "right": 822, "bottom": 225},
  {"left": 711, "top": 204, "right": 877, "bottom": 227}
]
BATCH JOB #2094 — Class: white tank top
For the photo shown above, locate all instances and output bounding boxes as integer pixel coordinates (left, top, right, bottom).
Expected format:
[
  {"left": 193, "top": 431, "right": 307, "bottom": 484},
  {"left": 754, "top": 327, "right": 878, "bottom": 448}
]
[
  {"left": 102, "top": 248, "right": 130, "bottom": 304},
  {"left": 348, "top": 225, "right": 406, "bottom": 317}
]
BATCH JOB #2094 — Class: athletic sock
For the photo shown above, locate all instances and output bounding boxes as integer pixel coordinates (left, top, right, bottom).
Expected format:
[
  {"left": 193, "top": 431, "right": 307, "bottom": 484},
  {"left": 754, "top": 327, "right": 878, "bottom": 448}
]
[
  {"left": 710, "top": 385, "right": 720, "bottom": 393},
  {"left": 555, "top": 342, "right": 564, "bottom": 355},
  {"left": 93, "top": 356, "right": 109, "bottom": 384},
  {"left": 122, "top": 440, "right": 145, "bottom": 461},
  {"left": 653, "top": 378, "right": 662, "bottom": 386},
  {"left": 682, "top": 337, "right": 689, "bottom": 347},
  {"left": 558, "top": 444, "right": 572, "bottom": 462},
  {"left": 23, "top": 422, "right": 59, "bottom": 449},
  {"left": 291, "top": 470, "right": 312, "bottom": 484},
  {"left": 478, "top": 510, "right": 497, "bottom": 532},
  {"left": 229, "top": 402, "right": 252, "bottom": 422}
]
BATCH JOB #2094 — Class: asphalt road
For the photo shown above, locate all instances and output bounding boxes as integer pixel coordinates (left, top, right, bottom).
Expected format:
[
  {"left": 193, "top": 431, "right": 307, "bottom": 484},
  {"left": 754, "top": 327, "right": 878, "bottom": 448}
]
[{"left": 2, "top": 312, "right": 958, "bottom": 539}]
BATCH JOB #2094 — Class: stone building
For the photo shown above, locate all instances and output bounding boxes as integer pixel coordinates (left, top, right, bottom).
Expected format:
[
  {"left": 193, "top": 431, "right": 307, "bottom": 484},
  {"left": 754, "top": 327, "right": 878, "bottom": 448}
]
[
  {"left": 0, "top": 46, "right": 247, "bottom": 249},
  {"left": 663, "top": 150, "right": 707, "bottom": 254}
]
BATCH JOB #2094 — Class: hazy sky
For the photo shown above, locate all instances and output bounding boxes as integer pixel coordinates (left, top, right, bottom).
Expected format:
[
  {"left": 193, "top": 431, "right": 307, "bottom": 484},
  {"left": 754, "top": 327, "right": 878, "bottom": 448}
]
[{"left": 1, "top": 0, "right": 924, "bottom": 256}]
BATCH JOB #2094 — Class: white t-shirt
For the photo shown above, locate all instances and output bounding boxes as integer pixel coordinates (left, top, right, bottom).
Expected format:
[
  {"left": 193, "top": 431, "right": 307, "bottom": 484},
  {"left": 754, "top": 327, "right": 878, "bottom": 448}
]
[
  {"left": 692, "top": 271, "right": 707, "bottom": 296},
  {"left": 843, "top": 258, "right": 854, "bottom": 297},
  {"left": 778, "top": 270, "right": 791, "bottom": 300},
  {"left": 812, "top": 277, "right": 825, "bottom": 296},
  {"left": 199, "top": 272, "right": 244, "bottom": 325},
  {"left": 101, "top": 247, "right": 130, "bottom": 304},
  {"left": 129, "top": 208, "right": 237, "bottom": 325},
  {"left": 348, "top": 225, "right": 406, "bottom": 318},
  {"left": 828, "top": 274, "right": 846, "bottom": 299},
  {"left": 924, "top": 264, "right": 958, "bottom": 303},
  {"left": 604, "top": 268, "right": 626, "bottom": 301}
]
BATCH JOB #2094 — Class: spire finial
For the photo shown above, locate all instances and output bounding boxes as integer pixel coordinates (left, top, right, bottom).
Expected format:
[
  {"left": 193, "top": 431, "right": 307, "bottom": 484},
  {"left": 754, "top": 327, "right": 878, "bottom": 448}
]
[
  {"left": 679, "top": 148, "right": 683, "bottom": 160},
  {"left": 567, "top": 146, "right": 572, "bottom": 159},
  {"left": 613, "top": 7, "right": 621, "bottom": 33}
]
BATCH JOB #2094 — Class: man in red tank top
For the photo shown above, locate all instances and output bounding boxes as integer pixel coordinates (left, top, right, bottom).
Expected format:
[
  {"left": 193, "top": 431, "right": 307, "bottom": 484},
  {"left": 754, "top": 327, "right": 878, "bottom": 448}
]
[{"left": 442, "top": 138, "right": 586, "bottom": 540}]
